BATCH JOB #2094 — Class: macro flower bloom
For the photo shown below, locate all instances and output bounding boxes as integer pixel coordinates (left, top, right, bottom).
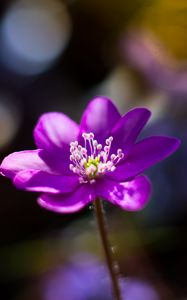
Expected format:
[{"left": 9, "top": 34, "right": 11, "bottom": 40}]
[{"left": 0, "top": 97, "right": 180, "bottom": 213}]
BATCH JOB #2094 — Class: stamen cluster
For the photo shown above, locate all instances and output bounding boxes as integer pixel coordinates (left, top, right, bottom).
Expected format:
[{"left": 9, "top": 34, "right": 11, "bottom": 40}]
[{"left": 69, "top": 132, "right": 124, "bottom": 183}]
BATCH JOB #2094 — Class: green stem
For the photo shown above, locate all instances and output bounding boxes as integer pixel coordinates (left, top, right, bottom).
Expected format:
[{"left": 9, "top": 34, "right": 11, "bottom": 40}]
[{"left": 94, "top": 199, "right": 122, "bottom": 300}]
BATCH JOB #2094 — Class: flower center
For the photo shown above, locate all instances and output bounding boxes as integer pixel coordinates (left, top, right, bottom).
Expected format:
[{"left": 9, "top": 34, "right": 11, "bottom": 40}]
[{"left": 69, "top": 132, "right": 124, "bottom": 183}]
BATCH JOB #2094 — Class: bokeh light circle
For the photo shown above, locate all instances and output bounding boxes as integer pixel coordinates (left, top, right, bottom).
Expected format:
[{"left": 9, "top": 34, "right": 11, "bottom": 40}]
[{"left": 1, "top": 0, "right": 72, "bottom": 75}]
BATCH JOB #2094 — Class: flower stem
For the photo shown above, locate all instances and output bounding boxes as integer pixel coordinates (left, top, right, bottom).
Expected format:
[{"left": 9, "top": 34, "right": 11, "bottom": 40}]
[{"left": 93, "top": 199, "right": 122, "bottom": 300}]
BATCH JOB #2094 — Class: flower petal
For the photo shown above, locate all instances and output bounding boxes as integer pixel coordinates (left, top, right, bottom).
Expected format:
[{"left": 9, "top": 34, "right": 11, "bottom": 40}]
[
  {"left": 79, "top": 97, "right": 121, "bottom": 143},
  {"left": 34, "top": 112, "right": 79, "bottom": 154},
  {"left": 95, "top": 175, "right": 152, "bottom": 211},
  {"left": 0, "top": 150, "right": 50, "bottom": 179},
  {"left": 38, "top": 150, "right": 71, "bottom": 175},
  {"left": 38, "top": 184, "right": 95, "bottom": 213},
  {"left": 13, "top": 170, "right": 79, "bottom": 193},
  {"left": 111, "top": 108, "right": 151, "bottom": 154},
  {"left": 108, "top": 136, "right": 180, "bottom": 181}
]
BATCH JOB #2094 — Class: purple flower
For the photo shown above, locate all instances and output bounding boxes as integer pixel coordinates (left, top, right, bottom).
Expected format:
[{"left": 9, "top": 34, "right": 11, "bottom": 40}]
[
  {"left": 42, "top": 253, "right": 160, "bottom": 300},
  {"left": 122, "top": 32, "right": 187, "bottom": 95},
  {"left": 0, "top": 97, "right": 180, "bottom": 213}
]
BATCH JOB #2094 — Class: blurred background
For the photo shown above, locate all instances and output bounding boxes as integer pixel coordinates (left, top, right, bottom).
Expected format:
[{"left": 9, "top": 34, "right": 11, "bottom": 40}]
[{"left": 0, "top": 0, "right": 187, "bottom": 299}]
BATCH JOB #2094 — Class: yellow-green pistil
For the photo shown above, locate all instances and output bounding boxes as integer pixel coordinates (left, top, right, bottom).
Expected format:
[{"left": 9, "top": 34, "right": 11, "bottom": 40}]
[{"left": 84, "top": 157, "right": 100, "bottom": 179}]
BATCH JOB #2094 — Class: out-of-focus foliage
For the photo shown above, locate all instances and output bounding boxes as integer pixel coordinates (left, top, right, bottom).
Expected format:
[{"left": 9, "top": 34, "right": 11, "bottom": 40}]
[{"left": 130, "top": 0, "right": 187, "bottom": 60}]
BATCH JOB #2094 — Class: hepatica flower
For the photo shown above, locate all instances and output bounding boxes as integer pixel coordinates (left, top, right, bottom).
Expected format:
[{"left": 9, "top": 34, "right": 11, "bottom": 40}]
[{"left": 0, "top": 97, "right": 180, "bottom": 213}]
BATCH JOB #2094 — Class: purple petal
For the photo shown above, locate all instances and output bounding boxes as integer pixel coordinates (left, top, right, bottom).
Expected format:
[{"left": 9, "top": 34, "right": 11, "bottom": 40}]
[
  {"left": 13, "top": 170, "right": 79, "bottom": 193},
  {"left": 38, "top": 150, "right": 71, "bottom": 176},
  {"left": 111, "top": 108, "right": 151, "bottom": 154},
  {"left": 38, "top": 184, "right": 95, "bottom": 213},
  {"left": 108, "top": 136, "right": 180, "bottom": 181},
  {"left": 96, "top": 175, "right": 152, "bottom": 211},
  {"left": 78, "top": 97, "right": 121, "bottom": 143},
  {"left": 34, "top": 112, "right": 79, "bottom": 154},
  {"left": 0, "top": 150, "right": 50, "bottom": 179}
]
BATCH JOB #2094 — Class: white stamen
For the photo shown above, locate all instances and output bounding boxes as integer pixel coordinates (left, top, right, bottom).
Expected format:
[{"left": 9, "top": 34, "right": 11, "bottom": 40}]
[{"left": 69, "top": 132, "right": 124, "bottom": 183}]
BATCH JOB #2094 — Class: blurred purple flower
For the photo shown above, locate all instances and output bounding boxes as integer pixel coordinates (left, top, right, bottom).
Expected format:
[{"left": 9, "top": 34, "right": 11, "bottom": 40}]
[
  {"left": 122, "top": 32, "right": 187, "bottom": 95},
  {"left": 42, "top": 253, "right": 160, "bottom": 300},
  {"left": 0, "top": 97, "right": 180, "bottom": 213}
]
